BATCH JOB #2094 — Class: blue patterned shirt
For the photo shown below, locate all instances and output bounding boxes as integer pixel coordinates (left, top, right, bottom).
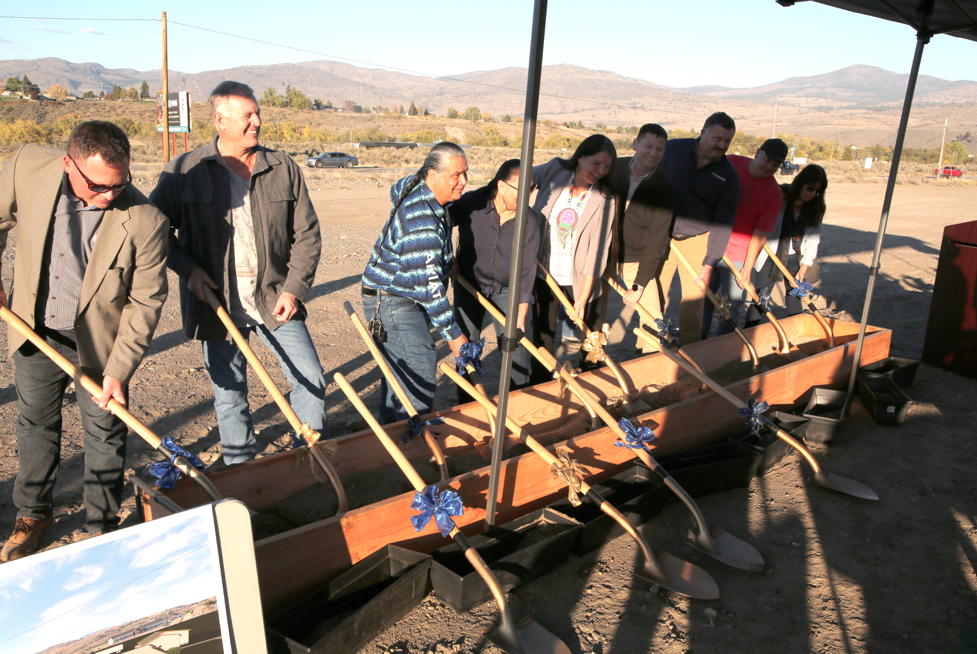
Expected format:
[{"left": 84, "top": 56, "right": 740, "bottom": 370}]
[{"left": 362, "top": 174, "right": 461, "bottom": 342}]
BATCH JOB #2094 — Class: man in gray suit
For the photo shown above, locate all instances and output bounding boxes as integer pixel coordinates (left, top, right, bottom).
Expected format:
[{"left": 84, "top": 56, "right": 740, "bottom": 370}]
[{"left": 0, "top": 121, "right": 169, "bottom": 561}]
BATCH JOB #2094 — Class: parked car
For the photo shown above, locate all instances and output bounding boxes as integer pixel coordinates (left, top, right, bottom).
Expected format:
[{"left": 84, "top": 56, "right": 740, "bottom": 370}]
[
  {"left": 935, "top": 166, "right": 963, "bottom": 178},
  {"left": 780, "top": 160, "right": 800, "bottom": 175},
  {"left": 306, "top": 152, "right": 358, "bottom": 168}
]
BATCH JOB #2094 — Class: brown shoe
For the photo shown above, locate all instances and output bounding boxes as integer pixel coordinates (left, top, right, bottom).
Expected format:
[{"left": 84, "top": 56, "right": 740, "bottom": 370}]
[{"left": 1, "top": 518, "right": 53, "bottom": 562}]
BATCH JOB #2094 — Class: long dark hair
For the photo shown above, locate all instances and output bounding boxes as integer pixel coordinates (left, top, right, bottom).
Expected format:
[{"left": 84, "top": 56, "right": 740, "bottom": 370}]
[
  {"left": 783, "top": 164, "right": 828, "bottom": 228},
  {"left": 559, "top": 134, "right": 617, "bottom": 191}
]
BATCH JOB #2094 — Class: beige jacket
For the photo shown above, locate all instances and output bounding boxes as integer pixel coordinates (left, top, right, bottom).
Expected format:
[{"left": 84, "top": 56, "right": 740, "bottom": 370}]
[
  {"left": 532, "top": 158, "right": 616, "bottom": 302},
  {"left": 0, "top": 144, "right": 169, "bottom": 383}
]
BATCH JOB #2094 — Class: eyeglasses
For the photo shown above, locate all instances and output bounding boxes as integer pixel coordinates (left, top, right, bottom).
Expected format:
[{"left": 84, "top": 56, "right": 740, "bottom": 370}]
[
  {"left": 501, "top": 180, "right": 519, "bottom": 193},
  {"left": 69, "top": 156, "right": 132, "bottom": 194},
  {"left": 804, "top": 185, "right": 822, "bottom": 196}
]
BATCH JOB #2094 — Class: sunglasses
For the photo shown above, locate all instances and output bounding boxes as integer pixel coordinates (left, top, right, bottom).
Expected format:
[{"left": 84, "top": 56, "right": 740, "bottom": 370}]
[
  {"left": 501, "top": 180, "right": 520, "bottom": 193},
  {"left": 69, "top": 156, "right": 132, "bottom": 194},
  {"left": 804, "top": 185, "right": 822, "bottom": 196}
]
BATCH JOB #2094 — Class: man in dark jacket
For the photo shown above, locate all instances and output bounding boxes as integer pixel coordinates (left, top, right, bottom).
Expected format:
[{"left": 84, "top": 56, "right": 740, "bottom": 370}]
[
  {"left": 150, "top": 81, "right": 326, "bottom": 465},
  {"left": 606, "top": 123, "right": 674, "bottom": 353}
]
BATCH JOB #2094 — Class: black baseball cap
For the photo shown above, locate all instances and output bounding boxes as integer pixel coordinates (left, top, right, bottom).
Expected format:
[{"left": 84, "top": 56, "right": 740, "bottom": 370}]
[{"left": 759, "top": 139, "right": 789, "bottom": 163}]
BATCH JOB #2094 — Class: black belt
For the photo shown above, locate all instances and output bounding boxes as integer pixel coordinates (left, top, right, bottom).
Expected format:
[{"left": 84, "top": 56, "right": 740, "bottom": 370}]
[{"left": 362, "top": 285, "right": 400, "bottom": 299}]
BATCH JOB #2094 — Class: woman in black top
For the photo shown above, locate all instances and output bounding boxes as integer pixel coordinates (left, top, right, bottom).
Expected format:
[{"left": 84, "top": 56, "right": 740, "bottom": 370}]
[{"left": 451, "top": 159, "right": 543, "bottom": 393}]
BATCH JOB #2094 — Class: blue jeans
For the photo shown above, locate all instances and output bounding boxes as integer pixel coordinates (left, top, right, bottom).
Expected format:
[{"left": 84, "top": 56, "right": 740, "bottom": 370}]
[
  {"left": 701, "top": 259, "right": 751, "bottom": 340},
  {"left": 454, "top": 286, "right": 533, "bottom": 401},
  {"left": 362, "top": 294, "right": 438, "bottom": 425},
  {"left": 202, "top": 320, "right": 327, "bottom": 465},
  {"left": 13, "top": 329, "right": 128, "bottom": 530}
]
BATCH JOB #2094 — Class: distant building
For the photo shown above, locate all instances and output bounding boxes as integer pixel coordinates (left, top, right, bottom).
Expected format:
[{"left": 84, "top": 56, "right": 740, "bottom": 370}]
[{"left": 133, "top": 630, "right": 190, "bottom": 652}]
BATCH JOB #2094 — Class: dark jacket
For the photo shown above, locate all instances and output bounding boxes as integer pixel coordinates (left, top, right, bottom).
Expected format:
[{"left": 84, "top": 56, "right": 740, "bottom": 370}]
[
  {"left": 608, "top": 157, "right": 674, "bottom": 288},
  {"left": 150, "top": 138, "right": 321, "bottom": 340}
]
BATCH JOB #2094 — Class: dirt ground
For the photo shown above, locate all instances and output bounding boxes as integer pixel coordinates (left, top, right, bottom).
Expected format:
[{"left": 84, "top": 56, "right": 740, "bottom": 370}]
[{"left": 2, "top": 174, "right": 977, "bottom": 654}]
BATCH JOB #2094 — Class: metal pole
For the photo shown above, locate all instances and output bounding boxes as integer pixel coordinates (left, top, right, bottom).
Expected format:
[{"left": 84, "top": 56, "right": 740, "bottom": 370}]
[
  {"left": 161, "top": 11, "right": 170, "bottom": 164},
  {"left": 845, "top": 28, "right": 930, "bottom": 410},
  {"left": 484, "top": 0, "right": 547, "bottom": 527}
]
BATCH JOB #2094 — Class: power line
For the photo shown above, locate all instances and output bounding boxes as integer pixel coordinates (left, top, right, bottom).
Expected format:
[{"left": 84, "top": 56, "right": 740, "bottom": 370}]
[{"left": 0, "top": 15, "right": 156, "bottom": 21}]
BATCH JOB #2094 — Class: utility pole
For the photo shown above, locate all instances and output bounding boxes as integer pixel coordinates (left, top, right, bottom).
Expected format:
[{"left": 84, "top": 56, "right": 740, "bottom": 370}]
[
  {"left": 162, "top": 11, "right": 170, "bottom": 164},
  {"left": 937, "top": 117, "right": 948, "bottom": 174}
]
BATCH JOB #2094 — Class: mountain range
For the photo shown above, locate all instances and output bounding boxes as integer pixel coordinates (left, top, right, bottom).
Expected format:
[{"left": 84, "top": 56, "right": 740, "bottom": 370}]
[{"left": 2, "top": 57, "right": 975, "bottom": 149}]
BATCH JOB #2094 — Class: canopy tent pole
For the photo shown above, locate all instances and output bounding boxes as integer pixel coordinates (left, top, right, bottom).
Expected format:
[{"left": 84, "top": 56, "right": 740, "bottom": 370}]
[
  {"left": 484, "top": 0, "right": 547, "bottom": 526},
  {"left": 845, "top": 8, "right": 933, "bottom": 411}
]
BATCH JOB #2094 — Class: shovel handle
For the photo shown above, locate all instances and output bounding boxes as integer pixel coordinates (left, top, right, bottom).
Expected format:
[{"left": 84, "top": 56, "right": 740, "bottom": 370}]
[
  {"left": 762, "top": 244, "right": 835, "bottom": 348},
  {"left": 334, "top": 372, "right": 512, "bottom": 613},
  {"left": 670, "top": 244, "right": 761, "bottom": 371},
  {"left": 537, "top": 263, "right": 635, "bottom": 413},
  {"left": 722, "top": 255, "right": 792, "bottom": 355},
  {"left": 632, "top": 327, "right": 824, "bottom": 476},
  {"left": 0, "top": 305, "right": 222, "bottom": 501},
  {"left": 604, "top": 276, "right": 708, "bottom": 376},
  {"left": 455, "top": 275, "right": 599, "bottom": 428},
  {"left": 202, "top": 287, "right": 348, "bottom": 513},
  {"left": 343, "top": 301, "right": 449, "bottom": 481}
]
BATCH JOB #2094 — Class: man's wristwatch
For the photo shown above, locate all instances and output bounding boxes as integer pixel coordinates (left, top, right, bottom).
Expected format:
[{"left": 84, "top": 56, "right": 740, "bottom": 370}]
[{"left": 632, "top": 283, "right": 644, "bottom": 293}]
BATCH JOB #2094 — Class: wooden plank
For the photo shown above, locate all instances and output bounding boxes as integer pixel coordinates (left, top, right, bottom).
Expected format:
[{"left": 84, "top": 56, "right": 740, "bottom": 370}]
[
  {"left": 144, "top": 314, "right": 883, "bottom": 515},
  {"left": 253, "top": 321, "right": 891, "bottom": 615}
]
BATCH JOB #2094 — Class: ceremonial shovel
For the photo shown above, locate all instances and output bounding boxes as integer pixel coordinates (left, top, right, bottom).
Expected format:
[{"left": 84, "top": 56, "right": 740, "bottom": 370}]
[
  {"left": 335, "top": 373, "right": 570, "bottom": 654},
  {"left": 202, "top": 287, "right": 348, "bottom": 514},
  {"left": 670, "top": 243, "right": 762, "bottom": 372},
  {"left": 762, "top": 243, "right": 836, "bottom": 347},
  {"left": 344, "top": 301, "right": 449, "bottom": 481},
  {"left": 722, "top": 255, "right": 806, "bottom": 362},
  {"left": 537, "top": 262, "right": 635, "bottom": 415},
  {"left": 442, "top": 364, "right": 722, "bottom": 597},
  {"left": 454, "top": 278, "right": 760, "bottom": 574},
  {"left": 604, "top": 276, "right": 708, "bottom": 377},
  {"left": 633, "top": 328, "right": 878, "bottom": 501},
  {"left": 0, "top": 305, "right": 221, "bottom": 502}
]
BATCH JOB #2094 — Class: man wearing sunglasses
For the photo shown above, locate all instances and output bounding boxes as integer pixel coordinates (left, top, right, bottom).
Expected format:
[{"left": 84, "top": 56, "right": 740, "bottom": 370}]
[{"left": 0, "top": 121, "right": 169, "bottom": 561}]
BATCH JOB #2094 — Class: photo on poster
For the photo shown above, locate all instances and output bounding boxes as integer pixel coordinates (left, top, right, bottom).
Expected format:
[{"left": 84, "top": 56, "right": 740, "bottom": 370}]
[{"left": 0, "top": 506, "right": 230, "bottom": 654}]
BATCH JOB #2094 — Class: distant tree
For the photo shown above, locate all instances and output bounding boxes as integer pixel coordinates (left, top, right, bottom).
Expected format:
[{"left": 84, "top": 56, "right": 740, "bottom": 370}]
[
  {"left": 463, "top": 106, "right": 481, "bottom": 122},
  {"left": 98, "top": 90, "right": 105, "bottom": 99},
  {"left": 82, "top": 90, "right": 95, "bottom": 99},
  {"left": 397, "top": 105, "right": 405, "bottom": 115},
  {"left": 52, "top": 113, "right": 82, "bottom": 136},
  {"left": 481, "top": 112, "right": 491, "bottom": 122},
  {"left": 352, "top": 105, "right": 365, "bottom": 113},
  {"left": 501, "top": 115, "right": 513, "bottom": 123},
  {"left": 45, "top": 84, "right": 68, "bottom": 102},
  {"left": 5, "top": 76, "right": 20, "bottom": 92},
  {"left": 20, "top": 75, "right": 39, "bottom": 96},
  {"left": 341, "top": 100, "right": 357, "bottom": 112},
  {"left": 408, "top": 102, "right": 418, "bottom": 116},
  {"left": 944, "top": 141, "right": 970, "bottom": 163},
  {"left": 446, "top": 107, "right": 459, "bottom": 119},
  {"left": 260, "top": 87, "right": 283, "bottom": 107},
  {"left": 126, "top": 87, "right": 139, "bottom": 101},
  {"left": 111, "top": 84, "right": 123, "bottom": 100},
  {"left": 325, "top": 99, "right": 333, "bottom": 108},
  {"left": 140, "top": 80, "right": 150, "bottom": 99}
]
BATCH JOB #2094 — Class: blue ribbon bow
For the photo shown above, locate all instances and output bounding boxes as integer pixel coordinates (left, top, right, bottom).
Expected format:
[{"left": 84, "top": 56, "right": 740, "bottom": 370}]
[
  {"left": 410, "top": 485, "right": 464, "bottom": 537},
  {"left": 455, "top": 338, "right": 486, "bottom": 380},
  {"left": 654, "top": 317, "right": 674, "bottom": 340},
  {"left": 788, "top": 279, "right": 814, "bottom": 298},
  {"left": 615, "top": 418, "right": 657, "bottom": 451},
  {"left": 738, "top": 399, "right": 770, "bottom": 433},
  {"left": 755, "top": 290, "right": 772, "bottom": 310},
  {"left": 148, "top": 438, "right": 206, "bottom": 490},
  {"left": 402, "top": 415, "right": 446, "bottom": 445}
]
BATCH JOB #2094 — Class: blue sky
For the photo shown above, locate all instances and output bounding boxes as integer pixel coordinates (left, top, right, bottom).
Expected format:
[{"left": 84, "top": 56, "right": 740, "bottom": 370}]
[
  {"left": 0, "top": 510, "right": 219, "bottom": 654},
  {"left": 0, "top": 0, "right": 974, "bottom": 88}
]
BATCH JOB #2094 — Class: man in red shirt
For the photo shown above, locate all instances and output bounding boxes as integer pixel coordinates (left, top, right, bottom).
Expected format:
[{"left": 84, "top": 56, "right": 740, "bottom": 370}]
[{"left": 701, "top": 138, "right": 787, "bottom": 338}]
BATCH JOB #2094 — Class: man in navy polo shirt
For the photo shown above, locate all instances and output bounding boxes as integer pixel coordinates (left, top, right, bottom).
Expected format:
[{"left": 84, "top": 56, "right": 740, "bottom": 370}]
[{"left": 657, "top": 112, "right": 740, "bottom": 344}]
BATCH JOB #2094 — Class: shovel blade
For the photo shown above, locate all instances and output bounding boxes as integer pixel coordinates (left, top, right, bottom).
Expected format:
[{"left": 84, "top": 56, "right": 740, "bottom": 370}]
[
  {"left": 691, "top": 528, "right": 765, "bottom": 572},
  {"left": 811, "top": 471, "right": 879, "bottom": 501},
  {"left": 485, "top": 616, "right": 571, "bottom": 654},
  {"left": 636, "top": 551, "right": 720, "bottom": 600}
]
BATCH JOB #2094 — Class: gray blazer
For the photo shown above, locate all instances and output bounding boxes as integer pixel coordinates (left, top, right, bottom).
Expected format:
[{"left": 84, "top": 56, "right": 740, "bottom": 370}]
[
  {"left": 532, "top": 158, "right": 616, "bottom": 302},
  {"left": 0, "top": 144, "right": 169, "bottom": 383}
]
